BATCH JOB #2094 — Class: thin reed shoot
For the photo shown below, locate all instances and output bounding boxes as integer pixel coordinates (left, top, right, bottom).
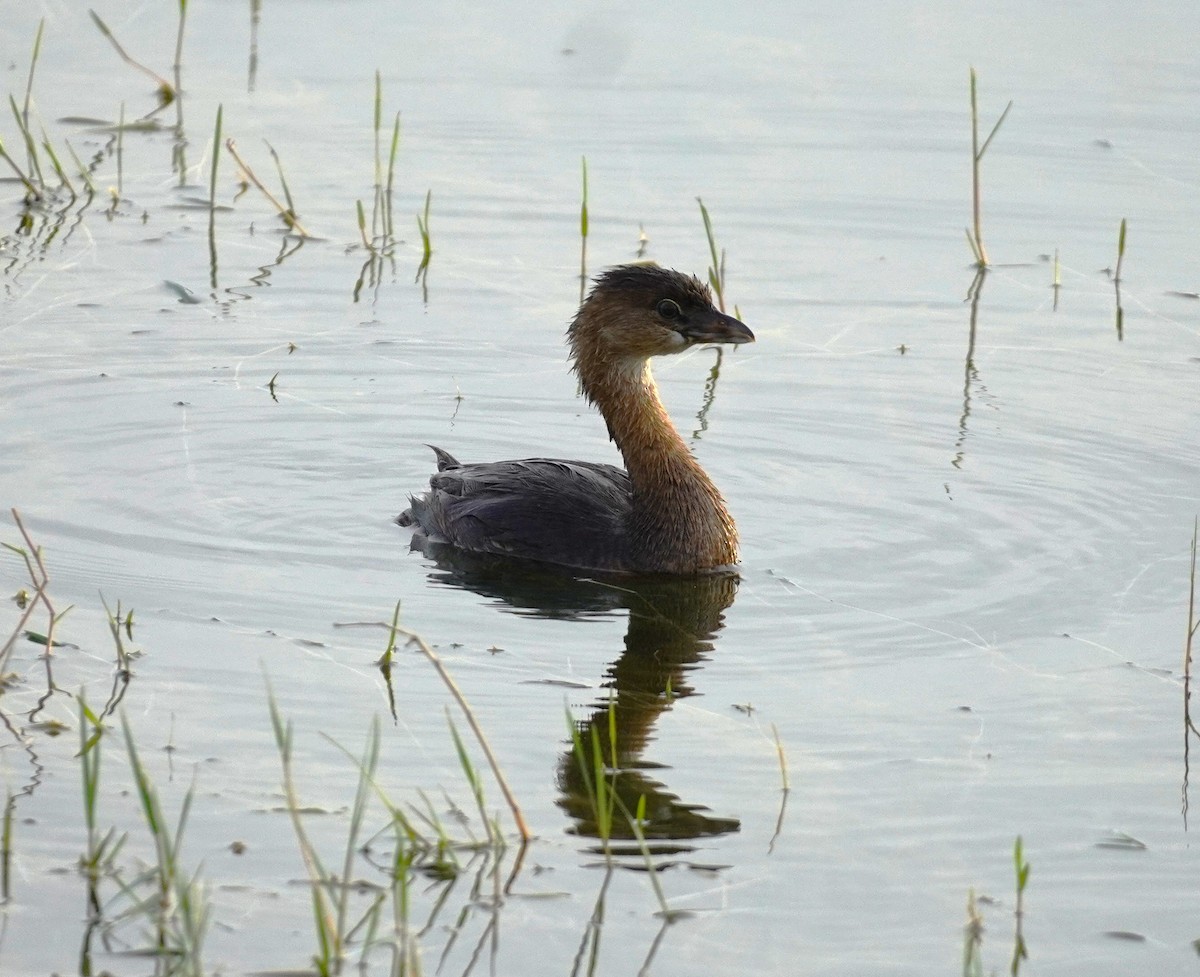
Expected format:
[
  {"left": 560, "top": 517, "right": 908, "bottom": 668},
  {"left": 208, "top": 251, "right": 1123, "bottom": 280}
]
[
  {"left": 356, "top": 199, "right": 373, "bottom": 252},
  {"left": 1011, "top": 835, "right": 1030, "bottom": 974},
  {"left": 73, "top": 698, "right": 209, "bottom": 974},
  {"left": 1184, "top": 518, "right": 1198, "bottom": 735},
  {"left": 566, "top": 708, "right": 615, "bottom": 846},
  {"left": 114, "top": 102, "right": 125, "bottom": 203},
  {"left": 8, "top": 93, "right": 45, "bottom": 190},
  {"left": 389, "top": 604, "right": 529, "bottom": 841},
  {"left": 21, "top": 19, "right": 45, "bottom": 176},
  {"left": 361, "top": 72, "right": 402, "bottom": 251},
  {"left": 1114, "top": 218, "right": 1127, "bottom": 282},
  {"left": 78, "top": 694, "right": 124, "bottom": 885},
  {"left": 416, "top": 188, "right": 433, "bottom": 279},
  {"left": 265, "top": 140, "right": 299, "bottom": 217},
  {"left": 371, "top": 70, "right": 384, "bottom": 241},
  {"left": 121, "top": 713, "right": 209, "bottom": 971},
  {"left": 627, "top": 795, "right": 672, "bottom": 917},
  {"left": 38, "top": 128, "right": 75, "bottom": 198},
  {"left": 0, "top": 136, "right": 39, "bottom": 199},
  {"left": 446, "top": 709, "right": 496, "bottom": 845},
  {"left": 208, "top": 105, "right": 222, "bottom": 286},
  {"left": 966, "top": 67, "right": 1012, "bottom": 268},
  {"left": 1, "top": 509, "right": 71, "bottom": 675},
  {"left": 771, "top": 722, "right": 790, "bottom": 792},
  {"left": 89, "top": 9, "right": 176, "bottom": 104},
  {"left": 385, "top": 111, "right": 401, "bottom": 240},
  {"left": 268, "top": 668, "right": 517, "bottom": 974},
  {"left": 1189, "top": 518, "right": 1198, "bottom": 659},
  {"left": 696, "top": 196, "right": 727, "bottom": 312},
  {"left": 1, "top": 793, "right": 12, "bottom": 903},
  {"left": 63, "top": 138, "right": 97, "bottom": 193},
  {"left": 962, "top": 889, "right": 984, "bottom": 977},
  {"left": 268, "top": 689, "right": 343, "bottom": 972},
  {"left": 224, "top": 137, "right": 310, "bottom": 236},
  {"left": 173, "top": 0, "right": 189, "bottom": 96}
]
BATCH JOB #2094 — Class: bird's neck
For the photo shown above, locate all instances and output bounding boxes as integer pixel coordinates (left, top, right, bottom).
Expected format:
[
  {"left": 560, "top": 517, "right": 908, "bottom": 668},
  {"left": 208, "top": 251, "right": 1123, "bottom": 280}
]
[{"left": 579, "top": 356, "right": 738, "bottom": 573}]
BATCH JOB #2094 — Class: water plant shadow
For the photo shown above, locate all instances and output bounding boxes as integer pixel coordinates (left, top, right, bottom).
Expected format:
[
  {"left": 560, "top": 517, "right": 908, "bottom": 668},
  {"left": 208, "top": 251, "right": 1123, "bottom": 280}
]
[{"left": 950, "top": 267, "right": 988, "bottom": 474}]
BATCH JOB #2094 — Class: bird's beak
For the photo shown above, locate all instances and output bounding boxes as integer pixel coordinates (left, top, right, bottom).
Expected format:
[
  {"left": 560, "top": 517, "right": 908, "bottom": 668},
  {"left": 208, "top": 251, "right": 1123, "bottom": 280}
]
[{"left": 679, "top": 309, "right": 755, "bottom": 346}]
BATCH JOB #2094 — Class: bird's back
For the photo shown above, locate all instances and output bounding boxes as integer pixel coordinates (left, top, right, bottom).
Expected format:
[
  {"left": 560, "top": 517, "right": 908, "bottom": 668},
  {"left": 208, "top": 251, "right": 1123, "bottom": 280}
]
[{"left": 399, "top": 448, "right": 634, "bottom": 571}]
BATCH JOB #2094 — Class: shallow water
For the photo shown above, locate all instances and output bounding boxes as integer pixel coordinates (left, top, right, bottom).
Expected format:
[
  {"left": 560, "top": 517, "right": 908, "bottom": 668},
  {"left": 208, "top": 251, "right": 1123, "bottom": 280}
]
[{"left": 2, "top": 1, "right": 1199, "bottom": 974}]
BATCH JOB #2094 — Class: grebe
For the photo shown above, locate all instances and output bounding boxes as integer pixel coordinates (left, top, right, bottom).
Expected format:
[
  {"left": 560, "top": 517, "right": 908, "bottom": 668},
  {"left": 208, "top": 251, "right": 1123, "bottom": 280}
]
[{"left": 398, "top": 264, "right": 754, "bottom": 574}]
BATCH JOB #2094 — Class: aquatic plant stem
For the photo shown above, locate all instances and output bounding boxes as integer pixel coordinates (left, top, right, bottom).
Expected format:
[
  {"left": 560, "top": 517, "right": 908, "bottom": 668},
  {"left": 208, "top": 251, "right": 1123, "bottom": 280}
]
[
  {"left": 1114, "top": 218, "right": 1127, "bottom": 283},
  {"left": 208, "top": 105, "right": 222, "bottom": 288},
  {"left": 416, "top": 189, "right": 432, "bottom": 273},
  {"left": 404, "top": 622, "right": 531, "bottom": 842},
  {"left": 371, "top": 70, "right": 383, "bottom": 241},
  {"left": 224, "top": 137, "right": 310, "bottom": 236},
  {"left": 8, "top": 94, "right": 45, "bottom": 190},
  {"left": 116, "top": 102, "right": 125, "bottom": 202},
  {"left": 384, "top": 111, "right": 400, "bottom": 242},
  {"left": 627, "top": 796, "right": 671, "bottom": 916},
  {"left": 0, "top": 510, "right": 69, "bottom": 672},
  {"left": 63, "top": 138, "right": 97, "bottom": 193},
  {"left": 771, "top": 722, "right": 790, "bottom": 792},
  {"left": 1188, "top": 518, "right": 1198, "bottom": 666},
  {"left": 267, "top": 691, "right": 342, "bottom": 969},
  {"left": 1184, "top": 519, "right": 1199, "bottom": 746},
  {"left": 263, "top": 143, "right": 295, "bottom": 216},
  {"left": 89, "top": 9, "right": 176, "bottom": 102},
  {"left": 967, "top": 67, "right": 1012, "bottom": 269},
  {"left": 696, "top": 196, "right": 727, "bottom": 311},
  {"left": 0, "top": 791, "right": 11, "bottom": 903},
  {"left": 0, "top": 137, "right": 39, "bottom": 198},
  {"left": 963, "top": 889, "right": 984, "bottom": 977},
  {"left": 173, "top": 0, "right": 188, "bottom": 101},
  {"left": 120, "top": 713, "right": 209, "bottom": 972},
  {"left": 21, "top": 19, "right": 45, "bottom": 176},
  {"left": 1011, "top": 836, "right": 1030, "bottom": 974},
  {"left": 38, "top": 127, "right": 76, "bottom": 198},
  {"left": 422, "top": 643, "right": 530, "bottom": 840}
]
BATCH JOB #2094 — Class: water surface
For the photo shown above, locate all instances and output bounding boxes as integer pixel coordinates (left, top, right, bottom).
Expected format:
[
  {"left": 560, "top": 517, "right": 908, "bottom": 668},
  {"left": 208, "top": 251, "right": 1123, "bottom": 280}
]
[{"left": 2, "top": 1, "right": 1199, "bottom": 974}]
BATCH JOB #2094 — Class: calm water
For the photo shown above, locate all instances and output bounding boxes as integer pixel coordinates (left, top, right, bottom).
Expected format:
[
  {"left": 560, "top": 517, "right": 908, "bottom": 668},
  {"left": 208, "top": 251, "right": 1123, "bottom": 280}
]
[{"left": 2, "top": 1, "right": 1199, "bottom": 974}]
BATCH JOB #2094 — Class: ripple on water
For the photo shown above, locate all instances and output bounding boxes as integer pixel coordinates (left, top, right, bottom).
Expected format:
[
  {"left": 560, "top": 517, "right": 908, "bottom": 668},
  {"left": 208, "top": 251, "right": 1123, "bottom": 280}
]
[{"left": 732, "top": 323, "right": 1199, "bottom": 672}]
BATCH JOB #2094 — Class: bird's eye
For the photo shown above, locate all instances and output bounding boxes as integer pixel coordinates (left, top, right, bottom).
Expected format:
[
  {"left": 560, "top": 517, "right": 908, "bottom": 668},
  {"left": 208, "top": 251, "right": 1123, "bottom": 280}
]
[{"left": 656, "top": 299, "right": 682, "bottom": 320}]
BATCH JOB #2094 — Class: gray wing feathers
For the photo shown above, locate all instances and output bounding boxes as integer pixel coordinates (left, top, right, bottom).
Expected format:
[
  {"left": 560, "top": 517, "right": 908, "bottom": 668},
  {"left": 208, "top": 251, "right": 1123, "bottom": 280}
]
[{"left": 401, "top": 450, "right": 633, "bottom": 570}]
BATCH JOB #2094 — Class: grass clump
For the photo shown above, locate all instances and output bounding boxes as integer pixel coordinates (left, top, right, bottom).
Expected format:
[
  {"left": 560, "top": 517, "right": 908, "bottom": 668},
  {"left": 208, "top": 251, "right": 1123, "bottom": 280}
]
[
  {"left": 262, "top": 601, "right": 530, "bottom": 973},
  {"left": 266, "top": 699, "right": 519, "bottom": 974},
  {"left": 73, "top": 697, "right": 210, "bottom": 977}
]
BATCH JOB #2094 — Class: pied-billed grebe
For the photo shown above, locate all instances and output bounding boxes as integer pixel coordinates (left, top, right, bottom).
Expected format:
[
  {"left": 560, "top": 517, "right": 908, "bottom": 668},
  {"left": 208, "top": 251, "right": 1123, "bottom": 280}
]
[{"left": 398, "top": 264, "right": 754, "bottom": 574}]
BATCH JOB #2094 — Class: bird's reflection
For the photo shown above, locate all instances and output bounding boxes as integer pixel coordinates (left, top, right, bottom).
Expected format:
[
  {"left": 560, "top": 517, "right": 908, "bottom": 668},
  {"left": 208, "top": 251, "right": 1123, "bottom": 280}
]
[{"left": 412, "top": 542, "right": 741, "bottom": 848}]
